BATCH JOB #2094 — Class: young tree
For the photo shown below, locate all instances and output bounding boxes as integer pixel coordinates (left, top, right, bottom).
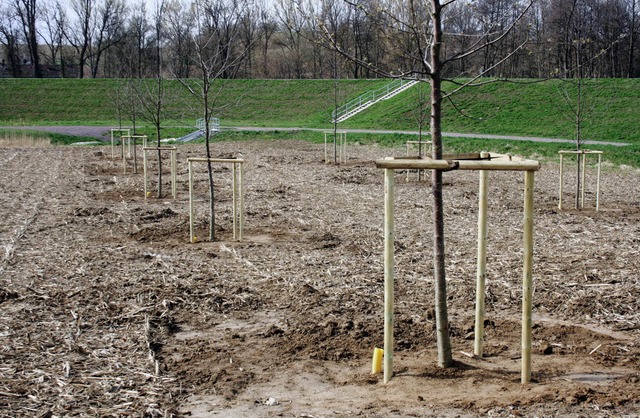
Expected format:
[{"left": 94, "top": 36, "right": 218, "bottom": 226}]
[
  {"left": 316, "top": 0, "right": 533, "bottom": 367},
  {"left": 134, "top": 0, "right": 168, "bottom": 197},
  {"left": 175, "top": 0, "right": 250, "bottom": 241}
]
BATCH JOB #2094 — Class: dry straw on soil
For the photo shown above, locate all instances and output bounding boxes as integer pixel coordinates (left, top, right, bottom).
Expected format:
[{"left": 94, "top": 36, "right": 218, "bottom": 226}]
[{"left": 0, "top": 140, "right": 638, "bottom": 416}]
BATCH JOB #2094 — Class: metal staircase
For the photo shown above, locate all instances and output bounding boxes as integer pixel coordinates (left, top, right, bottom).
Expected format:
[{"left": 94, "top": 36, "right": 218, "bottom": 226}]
[
  {"left": 176, "top": 117, "right": 220, "bottom": 143},
  {"left": 332, "top": 78, "right": 419, "bottom": 123}
]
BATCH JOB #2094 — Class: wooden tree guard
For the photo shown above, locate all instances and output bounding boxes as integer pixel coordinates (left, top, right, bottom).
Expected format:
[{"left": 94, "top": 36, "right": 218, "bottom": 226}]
[
  {"left": 324, "top": 130, "right": 348, "bottom": 163},
  {"left": 375, "top": 152, "right": 540, "bottom": 385},
  {"left": 142, "top": 146, "right": 177, "bottom": 199},
  {"left": 121, "top": 135, "right": 148, "bottom": 173},
  {"left": 110, "top": 128, "right": 131, "bottom": 159},
  {"left": 558, "top": 150, "right": 603, "bottom": 211},
  {"left": 405, "top": 140, "right": 433, "bottom": 181},
  {"left": 187, "top": 157, "right": 245, "bottom": 243}
]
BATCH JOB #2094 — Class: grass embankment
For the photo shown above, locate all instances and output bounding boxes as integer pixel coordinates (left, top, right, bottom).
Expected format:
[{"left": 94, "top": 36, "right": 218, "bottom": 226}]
[{"left": 0, "top": 78, "right": 638, "bottom": 167}]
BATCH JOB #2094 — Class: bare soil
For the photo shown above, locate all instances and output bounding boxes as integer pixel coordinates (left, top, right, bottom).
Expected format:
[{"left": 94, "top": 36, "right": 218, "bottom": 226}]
[{"left": 0, "top": 140, "right": 638, "bottom": 417}]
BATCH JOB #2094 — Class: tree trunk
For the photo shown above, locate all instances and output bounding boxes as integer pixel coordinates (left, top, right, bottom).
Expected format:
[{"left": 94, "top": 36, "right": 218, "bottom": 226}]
[
  {"left": 156, "top": 125, "right": 163, "bottom": 198},
  {"left": 204, "top": 113, "right": 216, "bottom": 241},
  {"left": 430, "top": 0, "right": 453, "bottom": 368}
]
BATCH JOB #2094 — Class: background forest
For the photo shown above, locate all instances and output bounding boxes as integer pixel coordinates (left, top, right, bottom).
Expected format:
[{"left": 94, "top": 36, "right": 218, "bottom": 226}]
[{"left": 1, "top": 0, "right": 639, "bottom": 80}]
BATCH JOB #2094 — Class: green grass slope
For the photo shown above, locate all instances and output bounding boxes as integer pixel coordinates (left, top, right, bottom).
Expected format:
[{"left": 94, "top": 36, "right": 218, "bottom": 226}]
[
  {"left": 342, "top": 78, "right": 640, "bottom": 145},
  {"left": 0, "top": 78, "right": 385, "bottom": 128},
  {"left": 0, "top": 77, "right": 638, "bottom": 167},
  {"left": 1, "top": 77, "right": 638, "bottom": 143}
]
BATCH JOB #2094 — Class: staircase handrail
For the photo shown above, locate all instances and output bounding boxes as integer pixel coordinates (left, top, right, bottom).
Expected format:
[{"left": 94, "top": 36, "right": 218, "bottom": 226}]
[
  {"left": 332, "top": 77, "right": 417, "bottom": 121},
  {"left": 196, "top": 117, "right": 220, "bottom": 133}
]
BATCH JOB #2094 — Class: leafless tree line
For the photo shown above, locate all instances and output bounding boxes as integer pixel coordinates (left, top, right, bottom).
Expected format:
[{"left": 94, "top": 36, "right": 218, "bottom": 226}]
[{"left": 0, "top": 0, "right": 638, "bottom": 80}]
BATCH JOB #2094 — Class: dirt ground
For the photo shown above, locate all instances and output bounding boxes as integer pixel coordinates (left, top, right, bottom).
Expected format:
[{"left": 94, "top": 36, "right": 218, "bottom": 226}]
[{"left": 0, "top": 139, "right": 638, "bottom": 417}]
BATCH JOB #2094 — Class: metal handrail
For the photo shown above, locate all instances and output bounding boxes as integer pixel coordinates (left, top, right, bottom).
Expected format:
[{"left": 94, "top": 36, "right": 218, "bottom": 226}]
[
  {"left": 332, "top": 78, "right": 417, "bottom": 121},
  {"left": 196, "top": 117, "right": 220, "bottom": 132}
]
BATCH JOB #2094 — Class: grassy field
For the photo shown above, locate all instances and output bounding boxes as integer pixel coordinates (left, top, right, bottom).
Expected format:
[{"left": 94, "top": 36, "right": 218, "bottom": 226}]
[{"left": 0, "top": 77, "right": 638, "bottom": 167}]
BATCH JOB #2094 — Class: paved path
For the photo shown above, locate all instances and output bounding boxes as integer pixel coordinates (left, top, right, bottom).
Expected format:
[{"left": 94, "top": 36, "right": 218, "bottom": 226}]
[
  {"left": 4, "top": 125, "right": 631, "bottom": 147},
  {"left": 4, "top": 126, "right": 115, "bottom": 141},
  {"left": 228, "top": 126, "right": 631, "bottom": 147}
]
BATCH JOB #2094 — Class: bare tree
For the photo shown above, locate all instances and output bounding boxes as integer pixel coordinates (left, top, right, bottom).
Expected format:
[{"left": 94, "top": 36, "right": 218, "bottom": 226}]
[
  {"left": 257, "top": 1, "right": 278, "bottom": 78},
  {"left": 66, "top": 0, "right": 94, "bottom": 78},
  {"left": 316, "top": 0, "right": 533, "bottom": 367},
  {"left": 39, "top": 1, "right": 66, "bottom": 69},
  {"left": 133, "top": 0, "right": 168, "bottom": 197},
  {"left": 629, "top": 0, "right": 638, "bottom": 76},
  {"left": 0, "top": 3, "right": 23, "bottom": 77},
  {"left": 165, "top": 0, "right": 194, "bottom": 78},
  {"left": 13, "top": 0, "right": 41, "bottom": 77},
  {"left": 274, "top": 0, "right": 308, "bottom": 78},
  {"left": 176, "top": 0, "right": 250, "bottom": 241},
  {"left": 88, "top": 0, "right": 127, "bottom": 78}
]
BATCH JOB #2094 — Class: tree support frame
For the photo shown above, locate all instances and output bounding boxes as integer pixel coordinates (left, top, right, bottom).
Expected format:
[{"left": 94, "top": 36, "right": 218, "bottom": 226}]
[
  {"left": 376, "top": 152, "right": 540, "bottom": 384},
  {"left": 187, "top": 157, "right": 245, "bottom": 243}
]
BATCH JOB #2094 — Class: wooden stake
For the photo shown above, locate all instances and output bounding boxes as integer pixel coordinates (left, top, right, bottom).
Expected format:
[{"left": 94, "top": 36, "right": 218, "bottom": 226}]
[
  {"left": 341, "top": 132, "right": 347, "bottom": 163},
  {"left": 581, "top": 153, "right": 587, "bottom": 208},
  {"left": 171, "top": 148, "right": 177, "bottom": 199},
  {"left": 383, "top": 168, "right": 395, "bottom": 384},
  {"left": 596, "top": 153, "right": 602, "bottom": 211},
  {"left": 558, "top": 153, "right": 564, "bottom": 210},
  {"left": 122, "top": 136, "right": 127, "bottom": 173},
  {"left": 239, "top": 161, "right": 244, "bottom": 241},
  {"left": 143, "top": 147, "right": 148, "bottom": 199},
  {"left": 189, "top": 160, "right": 195, "bottom": 243},
  {"left": 474, "top": 153, "right": 489, "bottom": 357},
  {"left": 233, "top": 162, "right": 238, "bottom": 240},
  {"left": 522, "top": 170, "right": 535, "bottom": 384}
]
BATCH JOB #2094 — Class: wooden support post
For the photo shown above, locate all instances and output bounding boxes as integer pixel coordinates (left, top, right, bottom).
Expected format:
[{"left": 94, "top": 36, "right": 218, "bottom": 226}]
[
  {"left": 111, "top": 130, "right": 115, "bottom": 159},
  {"left": 122, "top": 137, "right": 127, "bottom": 173},
  {"left": 580, "top": 153, "right": 587, "bottom": 209},
  {"left": 324, "top": 131, "right": 348, "bottom": 164},
  {"left": 559, "top": 150, "right": 604, "bottom": 211},
  {"left": 142, "top": 146, "right": 177, "bottom": 199},
  {"left": 324, "top": 132, "right": 328, "bottom": 164},
  {"left": 383, "top": 168, "right": 395, "bottom": 384},
  {"left": 375, "top": 153, "right": 539, "bottom": 384},
  {"left": 110, "top": 129, "right": 130, "bottom": 159},
  {"left": 233, "top": 162, "right": 238, "bottom": 240},
  {"left": 474, "top": 153, "right": 489, "bottom": 357},
  {"left": 188, "top": 158, "right": 244, "bottom": 242},
  {"left": 596, "top": 153, "right": 602, "bottom": 211},
  {"left": 189, "top": 160, "right": 195, "bottom": 243},
  {"left": 558, "top": 154, "right": 564, "bottom": 210},
  {"left": 143, "top": 147, "right": 148, "bottom": 199},
  {"left": 522, "top": 170, "right": 535, "bottom": 384},
  {"left": 171, "top": 147, "right": 177, "bottom": 199},
  {"left": 239, "top": 162, "right": 244, "bottom": 241},
  {"left": 341, "top": 132, "right": 347, "bottom": 163}
]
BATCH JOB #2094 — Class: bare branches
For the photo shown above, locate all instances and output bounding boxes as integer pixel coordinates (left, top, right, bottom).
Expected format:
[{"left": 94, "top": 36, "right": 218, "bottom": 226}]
[
  {"left": 444, "top": 0, "right": 535, "bottom": 65},
  {"left": 443, "top": 36, "right": 530, "bottom": 99}
]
